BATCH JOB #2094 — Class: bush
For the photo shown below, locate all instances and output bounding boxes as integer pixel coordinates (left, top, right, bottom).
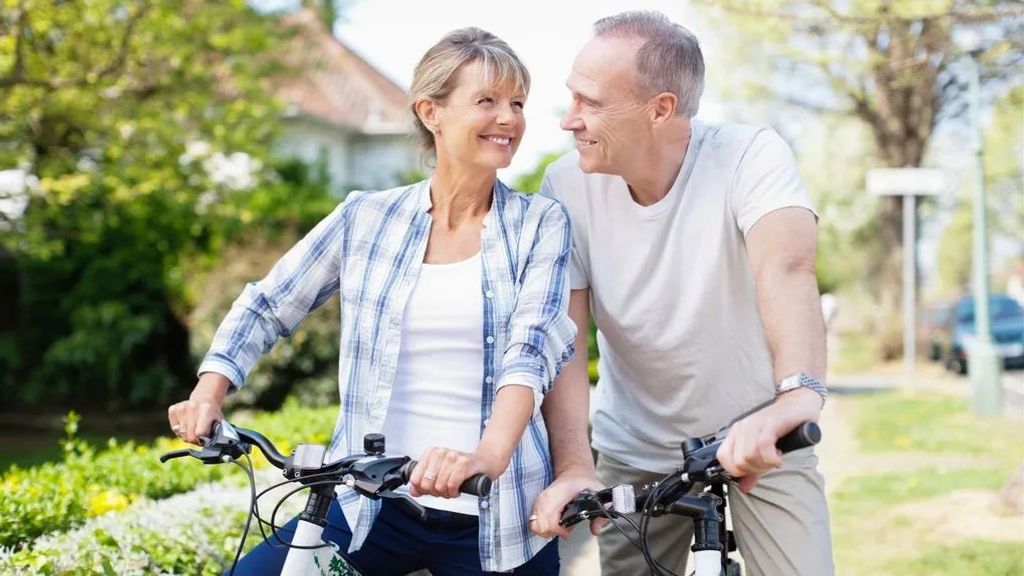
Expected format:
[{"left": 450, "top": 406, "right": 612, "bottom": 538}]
[
  {"left": 0, "top": 402, "right": 337, "bottom": 548},
  {"left": 0, "top": 480, "right": 346, "bottom": 576}
]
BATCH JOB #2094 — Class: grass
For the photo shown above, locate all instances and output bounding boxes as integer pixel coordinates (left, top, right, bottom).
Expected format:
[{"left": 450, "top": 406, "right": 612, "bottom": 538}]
[
  {"left": 856, "top": 392, "right": 1024, "bottom": 457},
  {"left": 830, "top": 391, "right": 1023, "bottom": 576},
  {"left": 892, "top": 540, "right": 1024, "bottom": 576},
  {"left": 831, "top": 331, "right": 882, "bottom": 374}
]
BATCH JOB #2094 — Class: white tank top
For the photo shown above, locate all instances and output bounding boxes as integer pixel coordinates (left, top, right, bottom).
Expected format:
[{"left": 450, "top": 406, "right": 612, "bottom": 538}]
[{"left": 381, "top": 252, "right": 484, "bottom": 515}]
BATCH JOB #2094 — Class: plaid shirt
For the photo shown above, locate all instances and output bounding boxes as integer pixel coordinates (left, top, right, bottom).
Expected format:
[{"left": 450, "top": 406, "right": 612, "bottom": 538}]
[{"left": 200, "top": 179, "right": 576, "bottom": 572}]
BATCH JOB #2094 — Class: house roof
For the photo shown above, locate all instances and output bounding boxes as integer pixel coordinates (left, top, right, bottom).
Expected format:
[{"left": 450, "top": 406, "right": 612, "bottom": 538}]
[{"left": 277, "top": 10, "right": 413, "bottom": 135}]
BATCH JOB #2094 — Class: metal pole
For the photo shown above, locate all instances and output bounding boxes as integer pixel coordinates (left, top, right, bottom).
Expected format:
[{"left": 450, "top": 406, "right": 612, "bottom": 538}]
[
  {"left": 966, "top": 52, "right": 1003, "bottom": 416},
  {"left": 903, "top": 193, "right": 916, "bottom": 393}
]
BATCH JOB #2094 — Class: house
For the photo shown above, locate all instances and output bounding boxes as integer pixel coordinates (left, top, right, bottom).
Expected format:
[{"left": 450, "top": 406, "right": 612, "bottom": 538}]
[{"left": 274, "top": 10, "right": 420, "bottom": 193}]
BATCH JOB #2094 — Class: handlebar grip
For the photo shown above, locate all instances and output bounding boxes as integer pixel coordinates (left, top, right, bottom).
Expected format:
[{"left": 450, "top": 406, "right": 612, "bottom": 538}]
[
  {"left": 403, "top": 461, "right": 493, "bottom": 497},
  {"left": 460, "top": 474, "right": 492, "bottom": 497},
  {"left": 775, "top": 422, "right": 821, "bottom": 454}
]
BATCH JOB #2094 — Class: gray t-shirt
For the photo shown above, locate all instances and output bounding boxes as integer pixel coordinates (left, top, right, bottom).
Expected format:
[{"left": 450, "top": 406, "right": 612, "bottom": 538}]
[{"left": 542, "top": 121, "right": 817, "bottom": 473}]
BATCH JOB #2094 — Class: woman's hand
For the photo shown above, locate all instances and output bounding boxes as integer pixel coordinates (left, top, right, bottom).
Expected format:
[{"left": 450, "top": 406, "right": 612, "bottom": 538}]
[
  {"left": 409, "top": 446, "right": 505, "bottom": 499},
  {"left": 167, "top": 373, "right": 231, "bottom": 445}
]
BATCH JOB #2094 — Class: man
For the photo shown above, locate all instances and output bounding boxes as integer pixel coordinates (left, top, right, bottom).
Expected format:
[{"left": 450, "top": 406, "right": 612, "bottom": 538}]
[{"left": 531, "top": 10, "right": 834, "bottom": 576}]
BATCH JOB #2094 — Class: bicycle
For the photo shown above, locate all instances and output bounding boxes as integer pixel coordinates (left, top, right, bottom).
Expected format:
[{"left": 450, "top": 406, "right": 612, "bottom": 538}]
[
  {"left": 559, "top": 421, "right": 822, "bottom": 576},
  {"left": 160, "top": 420, "right": 492, "bottom": 576}
]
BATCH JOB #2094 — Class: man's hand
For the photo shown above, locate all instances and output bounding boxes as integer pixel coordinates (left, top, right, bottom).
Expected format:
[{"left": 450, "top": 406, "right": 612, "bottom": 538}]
[
  {"left": 716, "top": 387, "right": 821, "bottom": 493},
  {"left": 531, "top": 470, "right": 607, "bottom": 539}
]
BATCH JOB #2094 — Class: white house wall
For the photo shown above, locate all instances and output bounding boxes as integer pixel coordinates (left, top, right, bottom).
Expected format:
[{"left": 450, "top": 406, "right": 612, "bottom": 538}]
[
  {"left": 347, "top": 134, "right": 420, "bottom": 190},
  {"left": 275, "top": 117, "right": 419, "bottom": 193},
  {"left": 274, "top": 117, "right": 353, "bottom": 193}
]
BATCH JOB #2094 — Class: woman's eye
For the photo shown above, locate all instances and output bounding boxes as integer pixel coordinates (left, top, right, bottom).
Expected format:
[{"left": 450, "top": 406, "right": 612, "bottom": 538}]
[
  {"left": 512, "top": 101, "right": 525, "bottom": 109},
  {"left": 478, "top": 97, "right": 494, "bottom": 105}
]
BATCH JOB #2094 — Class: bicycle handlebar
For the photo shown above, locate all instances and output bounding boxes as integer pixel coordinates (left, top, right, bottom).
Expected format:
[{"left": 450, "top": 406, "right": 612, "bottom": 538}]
[
  {"left": 160, "top": 420, "right": 492, "bottom": 498},
  {"left": 559, "top": 421, "right": 821, "bottom": 527}
]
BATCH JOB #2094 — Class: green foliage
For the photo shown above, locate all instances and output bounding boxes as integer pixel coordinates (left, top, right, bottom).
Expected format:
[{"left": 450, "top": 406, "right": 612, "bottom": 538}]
[
  {"left": 512, "top": 151, "right": 564, "bottom": 194},
  {"left": 935, "top": 85, "right": 1024, "bottom": 299},
  {"left": 0, "top": 402, "right": 336, "bottom": 548},
  {"left": 0, "top": 1, "right": 326, "bottom": 410},
  {"left": 2, "top": 488, "right": 259, "bottom": 576}
]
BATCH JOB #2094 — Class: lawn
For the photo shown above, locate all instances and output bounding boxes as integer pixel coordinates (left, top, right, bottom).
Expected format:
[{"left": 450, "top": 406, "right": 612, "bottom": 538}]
[{"left": 830, "top": 391, "right": 1023, "bottom": 575}]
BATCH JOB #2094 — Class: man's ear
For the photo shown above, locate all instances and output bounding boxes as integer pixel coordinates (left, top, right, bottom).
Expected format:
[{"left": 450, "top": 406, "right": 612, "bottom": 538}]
[
  {"left": 414, "top": 98, "right": 440, "bottom": 134},
  {"left": 650, "top": 92, "right": 678, "bottom": 123}
]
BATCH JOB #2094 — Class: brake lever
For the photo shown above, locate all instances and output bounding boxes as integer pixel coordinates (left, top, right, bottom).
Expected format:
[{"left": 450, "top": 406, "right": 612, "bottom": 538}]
[
  {"left": 559, "top": 488, "right": 611, "bottom": 527},
  {"left": 378, "top": 491, "right": 429, "bottom": 522},
  {"left": 158, "top": 448, "right": 195, "bottom": 463}
]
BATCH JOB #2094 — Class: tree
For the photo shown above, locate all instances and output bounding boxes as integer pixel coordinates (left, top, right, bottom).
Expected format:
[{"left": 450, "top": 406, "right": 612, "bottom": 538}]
[
  {"left": 935, "top": 84, "right": 1024, "bottom": 298},
  {"left": 696, "top": 0, "right": 1024, "bottom": 352},
  {"left": 0, "top": 1, "right": 289, "bottom": 410}
]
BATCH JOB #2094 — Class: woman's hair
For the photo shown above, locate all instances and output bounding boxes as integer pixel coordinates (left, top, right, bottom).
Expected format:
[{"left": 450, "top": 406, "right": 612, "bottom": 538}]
[{"left": 409, "top": 27, "right": 530, "bottom": 155}]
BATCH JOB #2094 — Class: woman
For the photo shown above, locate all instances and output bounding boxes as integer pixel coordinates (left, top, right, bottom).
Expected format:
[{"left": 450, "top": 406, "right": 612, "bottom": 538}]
[{"left": 166, "top": 28, "right": 575, "bottom": 575}]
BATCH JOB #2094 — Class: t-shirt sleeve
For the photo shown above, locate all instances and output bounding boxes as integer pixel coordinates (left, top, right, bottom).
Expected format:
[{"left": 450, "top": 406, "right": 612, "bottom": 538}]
[
  {"left": 540, "top": 167, "right": 590, "bottom": 290},
  {"left": 730, "top": 128, "right": 818, "bottom": 237}
]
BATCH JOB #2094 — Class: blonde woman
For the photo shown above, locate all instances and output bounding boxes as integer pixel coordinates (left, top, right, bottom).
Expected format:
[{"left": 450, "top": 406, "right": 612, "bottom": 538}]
[{"left": 167, "top": 28, "right": 573, "bottom": 575}]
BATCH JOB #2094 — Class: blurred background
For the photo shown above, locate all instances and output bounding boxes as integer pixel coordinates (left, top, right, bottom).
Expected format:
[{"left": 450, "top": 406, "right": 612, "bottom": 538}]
[{"left": 0, "top": 1, "right": 1021, "bottom": 574}]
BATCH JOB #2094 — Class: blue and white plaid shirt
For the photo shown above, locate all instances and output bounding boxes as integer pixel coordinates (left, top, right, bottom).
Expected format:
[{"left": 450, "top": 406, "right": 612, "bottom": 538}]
[{"left": 200, "top": 178, "right": 576, "bottom": 572}]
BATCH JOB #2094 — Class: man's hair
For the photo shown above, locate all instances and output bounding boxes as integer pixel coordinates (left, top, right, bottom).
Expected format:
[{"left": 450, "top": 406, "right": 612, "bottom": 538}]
[{"left": 593, "top": 10, "right": 705, "bottom": 117}]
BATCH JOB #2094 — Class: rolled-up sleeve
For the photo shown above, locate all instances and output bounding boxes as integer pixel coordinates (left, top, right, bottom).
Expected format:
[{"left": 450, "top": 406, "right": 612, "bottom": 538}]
[
  {"left": 498, "top": 200, "right": 577, "bottom": 414},
  {"left": 198, "top": 195, "right": 359, "bottom": 391}
]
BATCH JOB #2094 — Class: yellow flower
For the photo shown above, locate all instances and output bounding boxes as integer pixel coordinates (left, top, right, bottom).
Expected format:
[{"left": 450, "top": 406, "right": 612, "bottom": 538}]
[{"left": 87, "top": 489, "right": 131, "bottom": 517}]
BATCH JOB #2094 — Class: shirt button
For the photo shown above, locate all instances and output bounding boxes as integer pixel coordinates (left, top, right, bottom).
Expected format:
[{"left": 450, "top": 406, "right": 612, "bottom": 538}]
[
  {"left": 485, "top": 376, "right": 493, "bottom": 384},
  {"left": 483, "top": 418, "right": 491, "bottom": 426},
  {"left": 486, "top": 336, "right": 494, "bottom": 344},
  {"left": 480, "top": 500, "right": 489, "bottom": 510},
  {"left": 485, "top": 290, "right": 494, "bottom": 299}
]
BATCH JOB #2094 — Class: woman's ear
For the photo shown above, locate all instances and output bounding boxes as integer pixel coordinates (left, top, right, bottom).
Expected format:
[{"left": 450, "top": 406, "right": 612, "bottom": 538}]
[{"left": 414, "top": 98, "right": 440, "bottom": 134}]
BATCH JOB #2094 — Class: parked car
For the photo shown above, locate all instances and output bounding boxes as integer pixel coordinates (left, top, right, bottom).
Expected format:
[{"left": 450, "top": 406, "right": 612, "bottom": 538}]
[
  {"left": 920, "top": 303, "right": 953, "bottom": 362},
  {"left": 935, "top": 295, "right": 1024, "bottom": 374}
]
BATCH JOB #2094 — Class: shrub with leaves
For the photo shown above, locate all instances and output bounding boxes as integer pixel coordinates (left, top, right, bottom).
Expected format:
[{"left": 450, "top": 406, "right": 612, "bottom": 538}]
[{"left": 1, "top": 402, "right": 337, "bottom": 548}]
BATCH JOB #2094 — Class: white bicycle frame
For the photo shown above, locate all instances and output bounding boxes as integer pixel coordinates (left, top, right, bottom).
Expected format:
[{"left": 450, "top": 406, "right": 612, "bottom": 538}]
[
  {"left": 280, "top": 519, "right": 344, "bottom": 576},
  {"left": 692, "top": 549, "right": 723, "bottom": 576}
]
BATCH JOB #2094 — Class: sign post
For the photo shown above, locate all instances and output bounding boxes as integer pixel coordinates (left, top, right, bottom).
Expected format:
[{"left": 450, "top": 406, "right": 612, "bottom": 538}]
[{"left": 867, "top": 168, "right": 953, "bottom": 393}]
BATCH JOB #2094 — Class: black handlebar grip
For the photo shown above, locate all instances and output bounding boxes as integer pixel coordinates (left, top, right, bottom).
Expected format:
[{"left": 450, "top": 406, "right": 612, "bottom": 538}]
[
  {"left": 459, "top": 474, "right": 492, "bottom": 497},
  {"left": 404, "top": 461, "right": 493, "bottom": 497},
  {"left": 775, "top": 422, "right": 821, "bottom": 454}
]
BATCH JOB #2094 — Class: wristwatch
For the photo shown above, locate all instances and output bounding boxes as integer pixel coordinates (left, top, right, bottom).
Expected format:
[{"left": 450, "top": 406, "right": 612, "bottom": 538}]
[{"left": 776, "top": 372, "right": 828, "bottom": 406}]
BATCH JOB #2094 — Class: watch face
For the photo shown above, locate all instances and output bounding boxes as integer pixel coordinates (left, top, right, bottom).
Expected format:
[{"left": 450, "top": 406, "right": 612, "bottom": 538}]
[{"left": 778, "top": 375, "right": 801, "bottom": 392}]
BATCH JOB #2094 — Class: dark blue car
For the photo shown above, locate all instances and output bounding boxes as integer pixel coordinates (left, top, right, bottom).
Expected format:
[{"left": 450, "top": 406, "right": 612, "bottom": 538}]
[{"left": 940, "top": 295, "right": 1024, "bottom": 374}]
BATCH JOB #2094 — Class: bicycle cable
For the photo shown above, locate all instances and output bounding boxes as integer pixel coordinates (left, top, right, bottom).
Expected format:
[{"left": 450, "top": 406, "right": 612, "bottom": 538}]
[
  {"left": 639, "top": 473, "right": 683, "bottom": 576},
  {"left": 228, "top": 455, "right": 258, "bottom": 576}
]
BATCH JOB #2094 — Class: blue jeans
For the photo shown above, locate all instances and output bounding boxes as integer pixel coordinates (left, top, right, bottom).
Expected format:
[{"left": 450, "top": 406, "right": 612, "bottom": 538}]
[{"left": 225, "top": 498, "right": 560, "bottom": 575}]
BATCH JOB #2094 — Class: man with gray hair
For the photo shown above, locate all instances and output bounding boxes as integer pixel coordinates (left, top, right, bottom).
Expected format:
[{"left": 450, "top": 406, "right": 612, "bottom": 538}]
[{"left": 531, "top": 10, "right": 834, "bottom": 575}]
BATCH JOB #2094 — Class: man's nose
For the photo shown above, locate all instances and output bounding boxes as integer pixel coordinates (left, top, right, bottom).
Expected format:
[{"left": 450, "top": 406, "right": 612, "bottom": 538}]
[{"left": 560, "top": 109, "right": 583, "bottom": 131}]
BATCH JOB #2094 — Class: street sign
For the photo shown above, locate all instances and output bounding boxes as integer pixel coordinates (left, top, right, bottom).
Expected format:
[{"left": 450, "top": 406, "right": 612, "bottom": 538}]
[
  {"left": 864, "top": 167, "right": 955, "bottom": 393},
  {"left": 866, "top": 168, "right": 954, "bottom": 196}
]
